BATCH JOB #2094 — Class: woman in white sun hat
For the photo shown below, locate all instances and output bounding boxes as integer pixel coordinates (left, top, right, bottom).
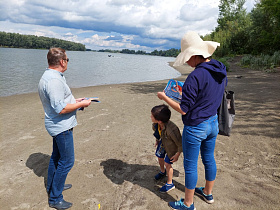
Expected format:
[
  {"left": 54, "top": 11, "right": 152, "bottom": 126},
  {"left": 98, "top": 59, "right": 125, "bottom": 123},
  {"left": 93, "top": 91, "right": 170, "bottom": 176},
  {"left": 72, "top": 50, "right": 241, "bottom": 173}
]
[{"left": 157, "top": 31, "right": 227, "bottom": 210}]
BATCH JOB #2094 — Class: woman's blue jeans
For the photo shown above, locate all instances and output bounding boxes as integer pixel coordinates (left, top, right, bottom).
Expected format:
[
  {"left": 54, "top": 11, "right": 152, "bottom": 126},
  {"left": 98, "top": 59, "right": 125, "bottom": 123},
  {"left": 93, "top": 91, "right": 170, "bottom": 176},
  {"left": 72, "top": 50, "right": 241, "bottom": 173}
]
[
  {"left": 182, "top": 115, "right": 219, "bottom": 189},
  {"left": 47, "top": 129, "right": 75, "bottom": 204}
]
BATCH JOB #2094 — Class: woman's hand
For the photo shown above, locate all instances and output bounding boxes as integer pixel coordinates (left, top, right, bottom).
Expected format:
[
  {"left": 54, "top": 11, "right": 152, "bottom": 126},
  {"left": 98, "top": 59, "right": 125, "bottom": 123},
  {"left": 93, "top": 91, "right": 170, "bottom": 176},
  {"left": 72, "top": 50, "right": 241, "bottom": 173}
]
[
  {"left": 157, "top": 91, "right": 167, "bottom": 100},
  {"left": 157, "top": 91, "right": 186, "bottom": 115}
]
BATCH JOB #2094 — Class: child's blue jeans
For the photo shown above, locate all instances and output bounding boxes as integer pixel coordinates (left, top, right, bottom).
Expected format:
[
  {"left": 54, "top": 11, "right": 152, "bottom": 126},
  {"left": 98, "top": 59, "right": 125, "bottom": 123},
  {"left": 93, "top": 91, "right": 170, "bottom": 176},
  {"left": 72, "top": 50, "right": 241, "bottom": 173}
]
[
  {"left": 47, "top": 129, "right": 75, "bottom": 204},
  {"left": 182, "top": 115, "right": 219, "bottom": 189}
]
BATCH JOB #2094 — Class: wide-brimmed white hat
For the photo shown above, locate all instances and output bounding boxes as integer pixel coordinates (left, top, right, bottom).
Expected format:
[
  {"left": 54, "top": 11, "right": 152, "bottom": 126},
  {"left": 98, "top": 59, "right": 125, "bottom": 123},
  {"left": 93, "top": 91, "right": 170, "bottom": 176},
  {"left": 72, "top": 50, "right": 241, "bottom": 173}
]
[{"left": 173, "top": 31, "right": 220, "bottom": 67}]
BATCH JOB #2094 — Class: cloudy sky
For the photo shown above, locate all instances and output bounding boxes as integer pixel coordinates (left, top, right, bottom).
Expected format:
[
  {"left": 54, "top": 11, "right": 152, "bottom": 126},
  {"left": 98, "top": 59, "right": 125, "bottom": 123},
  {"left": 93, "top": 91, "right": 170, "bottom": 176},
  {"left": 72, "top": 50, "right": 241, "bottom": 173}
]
[{"left": 0, "top": 0, "right": 256, "bottom": 52}]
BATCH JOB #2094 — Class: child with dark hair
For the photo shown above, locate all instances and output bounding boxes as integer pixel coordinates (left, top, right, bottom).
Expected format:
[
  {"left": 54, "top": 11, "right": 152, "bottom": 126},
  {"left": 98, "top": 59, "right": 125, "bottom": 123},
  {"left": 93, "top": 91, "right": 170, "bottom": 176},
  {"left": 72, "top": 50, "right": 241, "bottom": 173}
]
[{"left": 151, "top": 104, "right": 182, "bottom": 193}]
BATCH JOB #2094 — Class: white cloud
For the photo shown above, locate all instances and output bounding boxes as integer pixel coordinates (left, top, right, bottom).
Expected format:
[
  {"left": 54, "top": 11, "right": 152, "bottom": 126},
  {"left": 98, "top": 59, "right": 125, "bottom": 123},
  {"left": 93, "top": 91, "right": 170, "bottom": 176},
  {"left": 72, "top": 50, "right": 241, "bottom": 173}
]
[
  {"left": 0, "top": 0, "right": 254, "bottom": 51},
  {"left": 180, "top": 2, "right": 219, "bottom": 22},
  {"left": 244, "top": 0, "right": 256, "bottom": 12},
  {"left": 82, "top": 34, "right": 146, "bottom": 51}
]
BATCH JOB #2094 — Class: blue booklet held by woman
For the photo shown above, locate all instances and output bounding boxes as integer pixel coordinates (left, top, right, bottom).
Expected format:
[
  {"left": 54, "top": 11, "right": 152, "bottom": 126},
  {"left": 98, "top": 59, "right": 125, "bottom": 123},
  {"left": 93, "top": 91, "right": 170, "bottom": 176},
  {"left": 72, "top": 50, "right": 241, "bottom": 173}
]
[{"left": 163, "top": 79, "right": 184, "bottom": 103}]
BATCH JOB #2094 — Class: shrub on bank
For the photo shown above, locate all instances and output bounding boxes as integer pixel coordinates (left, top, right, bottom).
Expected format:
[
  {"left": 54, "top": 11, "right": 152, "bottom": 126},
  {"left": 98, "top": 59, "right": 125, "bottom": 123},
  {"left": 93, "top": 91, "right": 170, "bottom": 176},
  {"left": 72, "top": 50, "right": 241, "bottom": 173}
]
[
  {"left": 218, "top": 57, "right": 231, "bottom": 72},
  {"left": 241, "top": 52, "right": 280, "bottom": 70}
]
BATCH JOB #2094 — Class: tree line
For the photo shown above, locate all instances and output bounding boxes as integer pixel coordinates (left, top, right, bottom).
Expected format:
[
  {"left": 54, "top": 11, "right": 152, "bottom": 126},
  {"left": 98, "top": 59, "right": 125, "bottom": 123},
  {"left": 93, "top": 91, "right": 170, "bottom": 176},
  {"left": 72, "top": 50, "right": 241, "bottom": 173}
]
[
  {"left": 0, "top": 32, "right": 86, "bottom": 51},
  {"left": 98, "top": 48, "right": 180, "bottom": 57},
  {"left": 0, "top": 31, "right": 179, "bottom": 57},
  {"left": 204, "top": 0, "right": 280, "bottom": 57}
]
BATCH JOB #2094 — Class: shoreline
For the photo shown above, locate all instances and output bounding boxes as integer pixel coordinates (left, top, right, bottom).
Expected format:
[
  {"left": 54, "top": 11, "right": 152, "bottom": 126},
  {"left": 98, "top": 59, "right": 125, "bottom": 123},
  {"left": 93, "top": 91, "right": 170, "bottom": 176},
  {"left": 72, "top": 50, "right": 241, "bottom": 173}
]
[{"left": 0, "top": 60, "right": 279, "bottom": 209}]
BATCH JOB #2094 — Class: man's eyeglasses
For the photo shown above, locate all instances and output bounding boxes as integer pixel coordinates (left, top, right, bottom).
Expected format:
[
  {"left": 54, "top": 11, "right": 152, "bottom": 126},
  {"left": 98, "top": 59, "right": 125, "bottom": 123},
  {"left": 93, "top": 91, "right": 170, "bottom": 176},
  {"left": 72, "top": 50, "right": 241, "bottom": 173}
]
[{"left": 63, "top": 58, "right": 69, "bottom": 62}]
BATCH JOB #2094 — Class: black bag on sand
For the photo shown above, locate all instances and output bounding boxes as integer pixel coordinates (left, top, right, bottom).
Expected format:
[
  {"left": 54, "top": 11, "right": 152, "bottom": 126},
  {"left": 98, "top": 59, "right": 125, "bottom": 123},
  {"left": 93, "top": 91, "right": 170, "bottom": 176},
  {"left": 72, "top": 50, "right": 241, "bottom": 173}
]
[{"left": 218, "top": 90, "right": 235, "bottom": 136}]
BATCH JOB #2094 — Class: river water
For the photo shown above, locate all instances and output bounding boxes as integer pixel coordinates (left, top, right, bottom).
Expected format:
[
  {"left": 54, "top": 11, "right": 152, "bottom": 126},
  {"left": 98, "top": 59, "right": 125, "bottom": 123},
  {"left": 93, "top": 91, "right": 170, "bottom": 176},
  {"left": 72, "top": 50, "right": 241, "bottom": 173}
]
[{"left": 0, "top": 48, "right": 180, "bottom": 97}]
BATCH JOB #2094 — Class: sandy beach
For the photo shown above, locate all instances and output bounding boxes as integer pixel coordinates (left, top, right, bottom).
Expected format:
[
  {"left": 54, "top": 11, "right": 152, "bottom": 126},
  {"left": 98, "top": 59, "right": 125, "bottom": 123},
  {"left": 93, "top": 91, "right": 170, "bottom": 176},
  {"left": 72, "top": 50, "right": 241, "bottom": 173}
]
[{"left": 0, "top": 58, "right": 279, "bottom": 210}]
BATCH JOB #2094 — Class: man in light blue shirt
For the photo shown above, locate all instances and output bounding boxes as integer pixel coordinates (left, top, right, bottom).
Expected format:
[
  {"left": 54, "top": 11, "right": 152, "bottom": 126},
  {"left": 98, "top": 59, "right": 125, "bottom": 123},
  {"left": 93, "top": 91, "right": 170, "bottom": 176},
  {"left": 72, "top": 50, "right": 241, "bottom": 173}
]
[{"left": 38, "top": 48, "right": 91, "bottom": 210}]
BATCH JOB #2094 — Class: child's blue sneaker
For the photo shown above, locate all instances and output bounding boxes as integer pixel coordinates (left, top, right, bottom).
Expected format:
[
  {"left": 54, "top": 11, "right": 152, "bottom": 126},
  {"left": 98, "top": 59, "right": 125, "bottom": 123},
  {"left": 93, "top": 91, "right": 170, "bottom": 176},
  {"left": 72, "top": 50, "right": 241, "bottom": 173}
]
[
  {"left": 160, "top": 183, "right": 175, "bottom": 193},
  {"left": 168, "top": 199, "right": 196, "bottom": 210},
  {"left": 154, "top": 171, "right": 166, "bottom": 180},
  {"left": 194, "top": 187, "right": 214, "bottom": 204}
]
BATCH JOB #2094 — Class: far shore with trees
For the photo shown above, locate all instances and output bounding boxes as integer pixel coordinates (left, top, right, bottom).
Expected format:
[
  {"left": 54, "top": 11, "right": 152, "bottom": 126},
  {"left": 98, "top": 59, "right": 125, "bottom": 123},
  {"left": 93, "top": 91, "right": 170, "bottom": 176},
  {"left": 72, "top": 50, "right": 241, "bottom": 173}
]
[{"left": 0, "top": 0, "right": 279, "bottom": 71}]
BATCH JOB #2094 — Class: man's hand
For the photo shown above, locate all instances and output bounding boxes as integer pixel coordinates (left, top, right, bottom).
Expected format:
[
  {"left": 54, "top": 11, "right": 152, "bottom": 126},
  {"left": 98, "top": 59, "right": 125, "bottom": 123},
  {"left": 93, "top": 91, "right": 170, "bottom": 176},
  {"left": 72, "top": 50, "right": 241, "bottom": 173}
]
[
  {"left": 76, "top": 98, "right": 85, "bottom": 102},
  {"left": 80, "top": 99, "right": 91, "bottom": 108},
  {"left": 60, "top": 98, "right": 91, "bottom": 114}
]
